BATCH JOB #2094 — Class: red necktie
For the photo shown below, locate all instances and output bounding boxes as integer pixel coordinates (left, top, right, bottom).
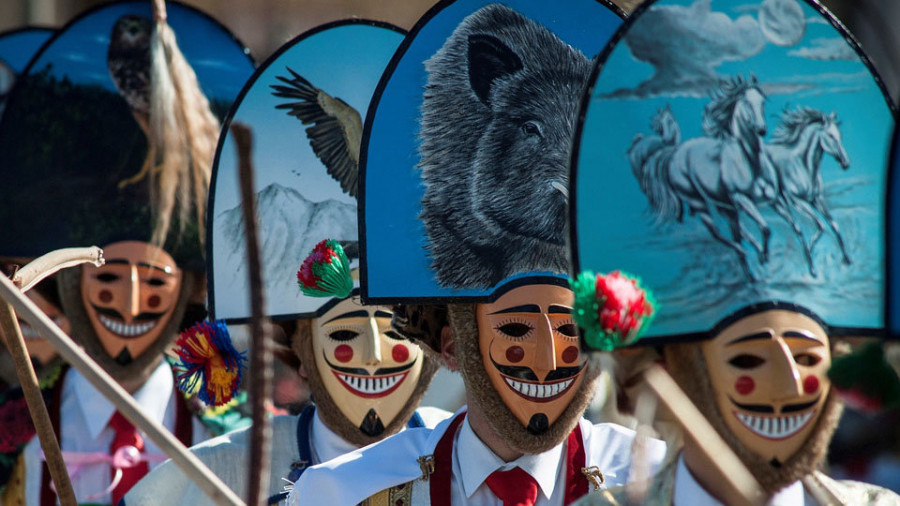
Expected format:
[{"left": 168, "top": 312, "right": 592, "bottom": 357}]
[
  {"left": 485, "top": 467, "right": 540, "bottom": 506},
  {"left": 108, "top": 411, "right": 149, "bottom": 504}
]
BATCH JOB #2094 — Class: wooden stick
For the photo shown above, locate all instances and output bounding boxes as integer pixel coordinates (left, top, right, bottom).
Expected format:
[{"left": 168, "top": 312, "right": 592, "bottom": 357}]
[
  {"left": 0, "top": 302, "right": 77, "bottom": 505},
  {"left": 12, "top": 247, "right": 104, "bottom": 292},
  {"left": 0, "top": 274, "right": 244, "bottom": 506},
  {"left": 233, "top": 122, "right": 273, "bottom": 505},
  {"left": 641, "top": 364, "right": 766, "bottom": 506}
]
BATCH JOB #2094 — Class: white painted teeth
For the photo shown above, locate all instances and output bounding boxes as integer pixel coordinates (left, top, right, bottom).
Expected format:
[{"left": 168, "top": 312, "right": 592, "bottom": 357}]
[
  {"left": 98, "top": 315, "right": 157, "bottom": 337},
  {"left": 503, "top": 378, "right": 574, "bottom": 400},
  {"left": 338, "top": 373, "right": 404, "bottom": 395},
  {"left": 735, "top": 411, "right": 815, "bottom": 439}
]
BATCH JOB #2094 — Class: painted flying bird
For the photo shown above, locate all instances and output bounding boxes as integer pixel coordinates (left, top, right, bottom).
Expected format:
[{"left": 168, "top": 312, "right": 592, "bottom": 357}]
[{"left": 271, "top": 67, "right": 361, "bottom": 197}]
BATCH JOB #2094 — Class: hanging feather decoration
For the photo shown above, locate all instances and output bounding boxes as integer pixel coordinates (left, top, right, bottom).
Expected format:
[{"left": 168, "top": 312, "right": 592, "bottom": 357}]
[
  {"left": 174, "top": 320, "right": 247, "bottom": 407},
  {"left": 572, "top": 270, "right": 655, "bottom": 351}
]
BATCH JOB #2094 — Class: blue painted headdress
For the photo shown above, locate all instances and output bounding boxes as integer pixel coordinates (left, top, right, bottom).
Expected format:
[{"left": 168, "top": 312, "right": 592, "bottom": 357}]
[
  {"left": 570, "top": 0, "right": 895, "bottom": 347},
  {"left": 359, "top": 0, "right": 624, "bottom": 304},
  {"left": 207, "top": 20, "right": 405, "bottom": 323}
]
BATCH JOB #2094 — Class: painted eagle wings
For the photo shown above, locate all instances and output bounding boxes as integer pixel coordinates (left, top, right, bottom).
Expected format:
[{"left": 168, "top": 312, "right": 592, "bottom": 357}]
[{"left": 271, "top": 67, "right": 361, "bottom": 197}]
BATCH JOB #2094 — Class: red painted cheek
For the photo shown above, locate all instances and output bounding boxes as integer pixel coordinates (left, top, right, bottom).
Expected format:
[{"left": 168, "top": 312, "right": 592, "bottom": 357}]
[
  {"left": 334, "top": 344, "right": 353, "bottom": 363},
  {"left": 735, "top": 376, "right": 755, "bottom": 395},
  {"left": 562, "top": 346, "right": 579, "bottom": 364},
  {"left": 99, "top": 290, "right": 113, "bottom": 303},
  {"left": 392, "top": 344, "right": 410, "bottom": 362},
  {"left": 147, "top": 295, "right": 161, "bottom": 308},
  {"left": 803, "top": 375, "right": 819, "bottom": 394},
  {"left": 505, "top": 346, "right": 524, "bottom": 363}
]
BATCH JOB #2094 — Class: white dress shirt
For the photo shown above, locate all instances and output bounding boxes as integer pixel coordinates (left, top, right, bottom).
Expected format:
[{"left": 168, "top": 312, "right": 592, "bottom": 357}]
[
  {"left": 452, "top": 416, "right": 566, "bottom": 506},
  {"left": 309, "top": 410, "right": 360, "bottom": 464},
  {"left": 673, "top": 454, "right": 811, "bottom": 506},
  {"left": 23, "top": 361, "right": 208, "bottom": 505}
]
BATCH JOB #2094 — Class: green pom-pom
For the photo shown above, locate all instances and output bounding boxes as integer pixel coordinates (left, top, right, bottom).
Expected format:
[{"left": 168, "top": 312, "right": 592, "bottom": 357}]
[
  {"left": 571, "top": 270, "right": 655, "bottom": 352},
  {"left": 297, "top": 239, "right": 353, "bottom": 298}
]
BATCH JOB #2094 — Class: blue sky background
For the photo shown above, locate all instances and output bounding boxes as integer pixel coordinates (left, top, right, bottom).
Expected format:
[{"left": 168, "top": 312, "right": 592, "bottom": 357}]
[
  {"left": 0, "top": 28, "right": 53, "bottom": 72},
  {"left": 209, "top": 23, "right": 403, "bottom": 319},
  {"left": 574, "top": 0, "right": 894, "bottom": 340},
  {"left": 363, "top": 0, "right": 623, "bottom": 302},
  {"left": 24, "top": 1, "right": 252, "bottom": 101}
]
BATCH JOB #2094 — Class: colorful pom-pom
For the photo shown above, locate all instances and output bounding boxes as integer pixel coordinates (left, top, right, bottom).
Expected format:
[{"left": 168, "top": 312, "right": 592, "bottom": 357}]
[
  {"left": 297, "top": 239, "right": 353, "bottom": 299},
  {"left": 571, "top": 270, "right": 655, "bottom": 351},
  {"left": 174, "top": 320, "right": 247, "bottom": 407},
  {"left": 828, "top": 341, "right": 900, "bottom": 413}
]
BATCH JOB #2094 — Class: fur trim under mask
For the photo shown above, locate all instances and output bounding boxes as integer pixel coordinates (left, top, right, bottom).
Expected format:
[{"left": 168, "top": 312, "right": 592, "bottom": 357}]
[
  {"left": 448, "top": 303, "right": 600, "bottom": 455},
  {"left": 291, "top": 319, "right": 440, "bottom": 447},
  {"left": 665, "top": 343, "right": 843, "bottom": 496},
  {"left": 57, "top": 267, "right": 194, "bottom": 393}
]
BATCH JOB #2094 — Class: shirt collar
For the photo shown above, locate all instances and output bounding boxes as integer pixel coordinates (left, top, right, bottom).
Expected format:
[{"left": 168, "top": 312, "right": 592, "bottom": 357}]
[
  {"left": 456, "top": 416, "right": 565, "bottom": 501},
  {"left": 71, "top": 360, "right": 174, "bottom": 441},
  {"left": 673, "top": 454, "right": 806, "bottom": 506},
  {"left": 310, "top": 410, "right": 361, "bottom": 464}
]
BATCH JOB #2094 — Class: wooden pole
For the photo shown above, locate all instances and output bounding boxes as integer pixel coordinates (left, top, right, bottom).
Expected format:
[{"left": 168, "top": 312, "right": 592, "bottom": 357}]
[
  {"left": 232, "top": 122, "right": 273, "bottom": 505},
  {"left": 641, "top": 364, "right": 766, "bottom": 506},
  {"left": 1, "top": 303, "right": 77, "bottom": 505},
  {"left": 0, "top": 274, "right": 244, "bottom": 506}
]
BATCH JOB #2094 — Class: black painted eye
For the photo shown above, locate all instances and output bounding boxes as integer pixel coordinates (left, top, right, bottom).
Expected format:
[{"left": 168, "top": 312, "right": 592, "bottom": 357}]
[
  {"left": 147, "top": 278, "right": 166, "bottom": 287},
  {"left": 384, "top": 331, "right": 406, "bottom": 341},
  {"left": 555, "top": 324, "right": 577, "bottom": 337},
  {"left": 96, "top": 273, "right": 120, "bottom": 283},
  {"left": 729, "top": 354, "right": 765, "bottom": 369},
  {"left": 794, "top": 353, "right": 821, "bottom": 367},
  {"left": 329, "top": 330, "right": 359, "bottom": 341},
  {"left": 497, "top": 323, "right": 533, "bottom": 338},
  {"left": 521, "top": 120, "right": 542, "bottom": 137}
]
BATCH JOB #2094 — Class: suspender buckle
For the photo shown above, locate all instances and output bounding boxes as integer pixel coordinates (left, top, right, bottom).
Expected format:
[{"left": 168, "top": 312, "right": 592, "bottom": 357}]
[
  {"left": 581, "top": 465, "right": 605, "bottom": 490},
  {"left": 417, "top": 455, "right": 435, "bottom": 481}
]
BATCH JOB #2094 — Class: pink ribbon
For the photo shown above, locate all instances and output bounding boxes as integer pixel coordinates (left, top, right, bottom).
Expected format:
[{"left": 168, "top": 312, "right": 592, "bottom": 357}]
[{"left": 42, "top": 446, "right": 166, "bottom": 500}]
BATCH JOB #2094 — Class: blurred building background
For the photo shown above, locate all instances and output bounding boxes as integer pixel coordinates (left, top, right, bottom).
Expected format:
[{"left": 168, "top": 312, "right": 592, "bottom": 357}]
[{"left": 3, "top": 0, "right": 899, "bottom": 105}]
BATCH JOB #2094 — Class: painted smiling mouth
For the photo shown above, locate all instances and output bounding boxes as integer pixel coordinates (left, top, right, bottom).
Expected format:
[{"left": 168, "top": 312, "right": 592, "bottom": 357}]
[
  {"left": 323, "top": 352, "right": 416, "bottom": 399},
  {"left": 730, "top": 397, "right": 819, "bottom": 440},
  {"left": 503, "top": 376, "right": 576, "bottom": 402},
  {"left": 98, "top": 315, "right": 157, "bottom": 337}
]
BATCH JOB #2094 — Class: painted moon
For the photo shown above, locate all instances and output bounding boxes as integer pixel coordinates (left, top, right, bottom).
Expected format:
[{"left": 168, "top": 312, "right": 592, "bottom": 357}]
[{"left": 758, "top": 0, "right": 805, "bottom": 47}]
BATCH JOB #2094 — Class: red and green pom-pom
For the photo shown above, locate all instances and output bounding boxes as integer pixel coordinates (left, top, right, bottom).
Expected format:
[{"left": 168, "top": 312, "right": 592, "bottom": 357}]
[
  {"left": 571, "top": 270, "right": 655, "bottom": 351},
  {"left": 174, "top": 320, "right": 247, "bottom": 407},
  {"left": 296, "top": 239, "right": 353, "bottom": 299},
  {"left": 828, "top": 341, "right": 900, "bottom": 413}
]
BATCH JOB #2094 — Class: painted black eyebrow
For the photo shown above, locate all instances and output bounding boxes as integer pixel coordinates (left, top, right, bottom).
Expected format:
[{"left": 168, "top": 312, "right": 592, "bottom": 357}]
[
  {"left": 727, "top": 330, "right": 774, "bottom": 346},
  {"left": 374, "top": 310, "right": 393, "bottom": 319},
  {"left": 548, "top": 305, "right": 571, "bottom": 314},
  {"left": 105, "top": 259, "right": 172, "bottom": 273},
  {"left": 489, "top": 304, "right": 541, "bottom": 315},
  {"left": 323, "top": 310, "right": 371, "bottom": 324},
  {"left": 104, "top": 259, "right": 130, "bottom": 266},
  {"left": 783, "top": 330, "right": 824, "bottom": 343}
]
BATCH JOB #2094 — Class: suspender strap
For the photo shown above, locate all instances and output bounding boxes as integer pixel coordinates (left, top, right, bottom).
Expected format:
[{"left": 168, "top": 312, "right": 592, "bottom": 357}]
[
  {"left": 563, "top": 424, "right": 588, "bottom": 504},
  {"left": 173, "top": 389, "right": 193, "bottom": 446},
  {"left": 428, "top": 411, "right": 466, "bottom": 506}
]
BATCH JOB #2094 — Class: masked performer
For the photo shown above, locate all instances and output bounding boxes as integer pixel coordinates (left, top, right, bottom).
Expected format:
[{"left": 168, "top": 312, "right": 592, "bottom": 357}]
[
  {"left": 0, "top": 3, "right": 255, "bottom": 503},
  {"left": 287, "top": 3, "right": 667, "bottom": 504},
  {"left": 566, "top": 0, "right": 900, "bottom": 503},
  {"left": 125, "top": 20, "right": 448, "bottom": 505}
]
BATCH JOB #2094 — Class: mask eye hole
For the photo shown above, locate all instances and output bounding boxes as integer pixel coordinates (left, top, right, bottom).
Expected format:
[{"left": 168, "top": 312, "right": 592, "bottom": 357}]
[
  {"left": 384, "top": 331, "right": 406, "bottom": 341},
  {"left": 555, "top": 323, "right": 577, "bottom": 337},
  {"left": 96, "top": 273, "right": 119, "bottom": 283},
  {"left": 794, "top": 353, "right": 821, "bottom": 367},
  {"left": 328, "top": 330, "right": 359, "bottom": 342},
  {"left": 147, "top": 278, "right": 166, "bottom": 287},
  {"left": 495, "top": 322, "right": 533, "bottom": 339},
  {"left": 729, "top": 354, "right": 765, "bottom": 369}
]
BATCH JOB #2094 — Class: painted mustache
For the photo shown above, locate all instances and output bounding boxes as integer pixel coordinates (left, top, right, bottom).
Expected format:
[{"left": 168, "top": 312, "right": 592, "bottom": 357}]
[
  {"left": 490, "top": 352, "right": 584, "bottom": 403},
  {"left": 728, "top": 397, "right": 820, "bottom": 414},
  {"left": 489, "top": 353, "right": 583, "bottom": 382}
]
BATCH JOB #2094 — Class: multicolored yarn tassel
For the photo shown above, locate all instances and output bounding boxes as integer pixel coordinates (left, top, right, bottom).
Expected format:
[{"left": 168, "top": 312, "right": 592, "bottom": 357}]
[
  {"left": 297, "top": 239, "right": 353, "bottom": 299},
  {"left": 174, "top": 320, "right": 247, "bottom": 407},
  {"left": 572, "top": 270, "right": 655, "bottom": 351},
  {"left": 828, "top": 341, "right": 900, "bottom": 412}
]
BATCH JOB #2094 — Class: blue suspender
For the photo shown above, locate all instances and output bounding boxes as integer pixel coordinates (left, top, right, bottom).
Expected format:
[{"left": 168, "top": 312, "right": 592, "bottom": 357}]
[
  {"left": 407, "top": 410, "right": 425, "bottom": 428},
  {"left": 267, "top": 404, "right": 316, "bottom": 505}
]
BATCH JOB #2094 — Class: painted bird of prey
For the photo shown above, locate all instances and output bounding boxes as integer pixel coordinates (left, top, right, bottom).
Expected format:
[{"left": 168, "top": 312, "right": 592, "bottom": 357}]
[{"left": 271, "top": 67, "right": 361, "bottom": 198}]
